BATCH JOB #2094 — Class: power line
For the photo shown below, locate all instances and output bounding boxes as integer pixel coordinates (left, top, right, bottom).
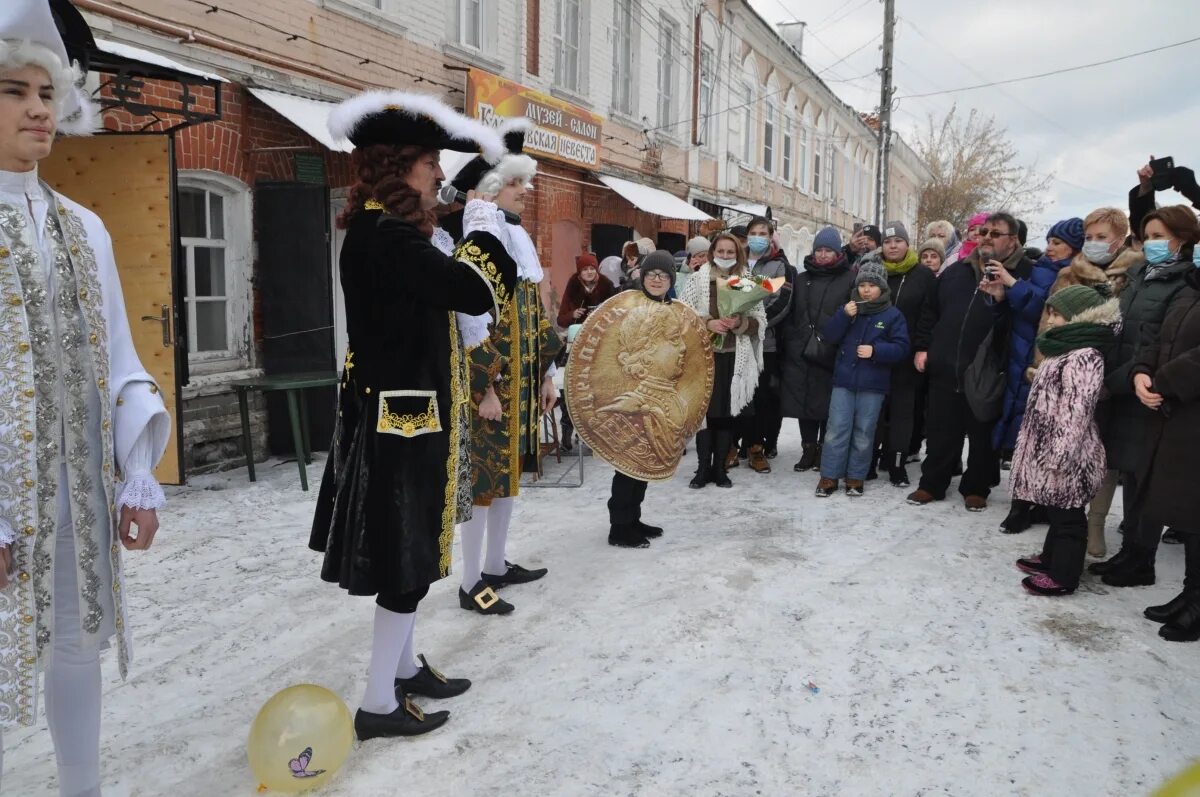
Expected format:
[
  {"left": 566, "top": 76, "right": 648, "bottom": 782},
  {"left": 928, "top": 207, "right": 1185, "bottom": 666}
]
[
  {"left": 813, "top": 0, "right": 875, "bottom": 33},
  {"left": 182, "top": 0, "right": 461, "bottom": 93},
  {"left": 896, "top": 33, "right": 1200, "bottom": 99}
]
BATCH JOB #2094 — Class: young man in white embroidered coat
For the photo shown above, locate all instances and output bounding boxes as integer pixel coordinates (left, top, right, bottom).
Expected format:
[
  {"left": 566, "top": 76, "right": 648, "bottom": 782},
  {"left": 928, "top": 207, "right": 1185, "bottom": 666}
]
[{"left": 0, "top": 2, "right": 171, "bottom": 794}]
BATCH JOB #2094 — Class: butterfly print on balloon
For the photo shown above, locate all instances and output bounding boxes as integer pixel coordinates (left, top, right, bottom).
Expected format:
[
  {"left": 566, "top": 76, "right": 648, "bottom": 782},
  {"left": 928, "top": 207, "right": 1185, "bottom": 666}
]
[{"left": 289, "top": 747, "right": 326, "bottom": 779}]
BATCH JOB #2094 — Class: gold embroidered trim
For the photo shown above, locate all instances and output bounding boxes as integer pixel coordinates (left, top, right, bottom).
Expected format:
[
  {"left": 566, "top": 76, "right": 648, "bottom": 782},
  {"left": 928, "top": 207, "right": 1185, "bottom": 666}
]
[
  {"left": 439, "top": 314, "right": 464, "bottom": 577},
  {"left": 454, "top": 239, "right": 509, "bottom": 312},
  {"left": 376, "top": 391, "right": 441, "bottom": 437},
  {"left": 364, "top": 199, "right": 384, "bottom": 211}
]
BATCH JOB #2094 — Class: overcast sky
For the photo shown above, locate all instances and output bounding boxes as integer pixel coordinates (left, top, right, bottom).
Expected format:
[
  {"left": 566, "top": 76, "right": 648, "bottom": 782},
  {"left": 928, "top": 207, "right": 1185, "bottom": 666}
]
[{"left": 748, "top": 0, "right": 1200, "bottom": 237}]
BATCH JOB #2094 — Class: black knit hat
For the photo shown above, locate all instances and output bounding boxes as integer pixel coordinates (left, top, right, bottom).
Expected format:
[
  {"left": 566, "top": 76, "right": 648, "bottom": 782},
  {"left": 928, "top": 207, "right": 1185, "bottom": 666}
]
[{"left": 639, "top": 250, "right": 677, "bottom": 300}]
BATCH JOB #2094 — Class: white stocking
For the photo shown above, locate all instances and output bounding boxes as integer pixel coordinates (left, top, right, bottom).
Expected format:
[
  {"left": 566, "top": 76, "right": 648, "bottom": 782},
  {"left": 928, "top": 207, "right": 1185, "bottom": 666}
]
[
  {"left": 394, "top": 615, "right": 420, "bottom": 680},
  {"left": 483, "top": 497, "right": 515, "bottom": 576},
  {"left": 458, "top": 510, "right": 487, "bottom": 592},
  {"left": 46, "top": 482, "right": 102, "bottom": 797},
  {"left": 360, "top": 606, "right": 414, "bottom": 715}
]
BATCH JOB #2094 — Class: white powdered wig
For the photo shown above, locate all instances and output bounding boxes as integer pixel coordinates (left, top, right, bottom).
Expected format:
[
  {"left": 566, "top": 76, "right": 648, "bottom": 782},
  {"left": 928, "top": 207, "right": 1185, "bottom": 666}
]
[
  {"left": 477, "top": 153, "right": 537, "bottom": 195},
  {"left": 0, "top": 39, "right": 98, "bottom": 136},
  {"left": 327, "top": 89, "right": 504, "bottom": 161},
  {"left": 476, "top": 116, "right": 538, "bottom": 193}
]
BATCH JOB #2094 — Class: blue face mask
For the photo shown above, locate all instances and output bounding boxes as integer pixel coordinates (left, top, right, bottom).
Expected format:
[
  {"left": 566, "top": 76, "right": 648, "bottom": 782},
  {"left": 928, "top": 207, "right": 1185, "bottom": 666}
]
[
  {"left": 1193, "top": 246, "right": 1200, "bottom": 267},
  {"left": 747, "top": 235, "right": 770, "bottom": 255},
  {"left": 1143, "top": 239, "right": 1174, "bottom": 265}
]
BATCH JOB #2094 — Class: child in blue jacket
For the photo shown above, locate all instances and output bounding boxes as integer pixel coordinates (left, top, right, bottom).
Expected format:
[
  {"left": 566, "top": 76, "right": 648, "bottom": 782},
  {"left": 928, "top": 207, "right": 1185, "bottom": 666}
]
[{"left": 816, "top": 261, "right": 911, "bottom": 496}]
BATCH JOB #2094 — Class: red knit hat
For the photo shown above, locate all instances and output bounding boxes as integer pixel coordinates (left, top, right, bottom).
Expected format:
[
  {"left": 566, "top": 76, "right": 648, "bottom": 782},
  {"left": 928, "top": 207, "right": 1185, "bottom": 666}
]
[{"left": 576, "top": 253, "right": 598, "bottom": 273}]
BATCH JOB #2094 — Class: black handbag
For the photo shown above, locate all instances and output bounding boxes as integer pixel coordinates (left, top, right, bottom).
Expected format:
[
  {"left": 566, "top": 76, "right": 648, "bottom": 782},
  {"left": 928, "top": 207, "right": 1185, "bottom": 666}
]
[
  {"left": 964, "top": 328, "right": 1007, "bottom": 423},
  {"left": 799, "top": 277, "right": 837, "bottom": 369},
  {"left": 802, "top": 328, "right": 837, "bottom": 369}
]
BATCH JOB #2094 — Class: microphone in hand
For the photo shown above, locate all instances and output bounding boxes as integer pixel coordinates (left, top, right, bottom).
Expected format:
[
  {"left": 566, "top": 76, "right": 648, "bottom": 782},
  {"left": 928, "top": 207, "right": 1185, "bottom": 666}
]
[{"left": 438, "top": 184, "right": 520, "bottom": 225}]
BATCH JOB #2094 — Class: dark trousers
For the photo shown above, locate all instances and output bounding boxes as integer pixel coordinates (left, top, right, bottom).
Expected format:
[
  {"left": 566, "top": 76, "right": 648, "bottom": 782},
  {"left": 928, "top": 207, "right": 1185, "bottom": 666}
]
[
  {"left": 608, "top": 471, "right": 648, "bottom": 525},
  {"left": 1040, "top": 506, "right": 1088, "bottom": 590},
  {"left": 875, "top": 378, "right": 918, "bottom": 458},
  {"left": 1119, "top": 470, "right": 1165, "bottom": 564},
  {"left": 745, "top": 352, "right": 782, "bottom": 449},
  {"left": 376, "top": 584, "right": 429, "bottom": 614},
  {"left": 1182, "top": 531, "right": 1200, "bottom": 591},
  {"left": 909, "top": 375, "right": 929, "bottom": 455},
  {"left": 798, "top": 419, "right": 826, "bottom": 446},
  {"left": 918, "top": 386, "right": 999, "bottom": 498}
]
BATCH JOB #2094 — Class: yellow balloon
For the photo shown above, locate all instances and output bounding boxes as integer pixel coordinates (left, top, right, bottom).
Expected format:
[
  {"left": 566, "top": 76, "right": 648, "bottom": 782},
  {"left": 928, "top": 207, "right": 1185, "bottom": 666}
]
[
  {"left": 1154, "top": 761, "right": 1200, "bottom": 797},
  {"left": 247, "top": 684, "right": 354, "bottom": 793}
]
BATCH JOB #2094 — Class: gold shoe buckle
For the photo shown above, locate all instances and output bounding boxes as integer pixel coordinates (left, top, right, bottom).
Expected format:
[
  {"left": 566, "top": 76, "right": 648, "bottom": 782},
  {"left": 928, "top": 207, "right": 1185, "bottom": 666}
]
[
  {"left": 475, "top": 587, "right": 500, "bottom": 610},
  {"left": 403, "top": 696, "right": 425, "bottom": 721}
]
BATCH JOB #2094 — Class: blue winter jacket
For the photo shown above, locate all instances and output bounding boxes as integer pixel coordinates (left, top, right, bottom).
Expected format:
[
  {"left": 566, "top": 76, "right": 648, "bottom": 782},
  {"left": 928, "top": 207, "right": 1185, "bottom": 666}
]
[
  {"left": 821, "top": 304, "right": 911, "bottom": 394},
  {"left": 991, "top": 255, "right": 1073, "bottom": 451}
]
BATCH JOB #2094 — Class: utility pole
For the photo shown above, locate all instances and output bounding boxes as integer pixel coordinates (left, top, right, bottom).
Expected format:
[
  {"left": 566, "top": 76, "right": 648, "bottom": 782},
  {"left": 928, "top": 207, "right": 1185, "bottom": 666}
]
[{"left": 875, "top": 0, "right": 895, "bottom": 226}]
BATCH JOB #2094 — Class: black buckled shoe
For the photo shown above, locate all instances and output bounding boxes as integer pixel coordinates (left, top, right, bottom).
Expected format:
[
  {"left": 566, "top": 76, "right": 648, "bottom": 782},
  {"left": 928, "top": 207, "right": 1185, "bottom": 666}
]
[
  {"left": 634, "top": 520, "right": 663, "bottom": 539},
  {"left": 459, "top": 581, "right": 515, "bottom": 615},
  {"left": 354, "top": 697, "right": 449, "bottom": 740},
  {"left": 481, "top": 561, "right": 548, "bottom": 588},
  {"left": 395, "top": 654, "right": 471, "bottom": 699},
  {"left": 608, "top": 524, "right": 650, "bottom": 548}
]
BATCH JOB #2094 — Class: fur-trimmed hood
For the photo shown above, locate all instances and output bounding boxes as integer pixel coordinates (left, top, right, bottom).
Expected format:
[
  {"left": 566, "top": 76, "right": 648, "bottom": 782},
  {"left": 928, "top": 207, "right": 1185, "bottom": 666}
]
[
  {"left": 328, "top": 90, "right": 504, "bottom": 158},
  {"left": 1068, "top": 296, "right": 1122, "bottom": 327}
]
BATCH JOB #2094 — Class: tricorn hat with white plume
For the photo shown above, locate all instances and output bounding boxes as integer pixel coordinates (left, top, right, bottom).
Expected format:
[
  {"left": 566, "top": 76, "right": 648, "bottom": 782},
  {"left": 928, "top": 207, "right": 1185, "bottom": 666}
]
[
  {"left": 450, "top": 116, "right": 537, "bottom": 196},
  {"left": 328, "top": 89, "right": 504, "bottom": 160},
  {"left": 0, "top": 0, "right": 100, "bottom": 136}
]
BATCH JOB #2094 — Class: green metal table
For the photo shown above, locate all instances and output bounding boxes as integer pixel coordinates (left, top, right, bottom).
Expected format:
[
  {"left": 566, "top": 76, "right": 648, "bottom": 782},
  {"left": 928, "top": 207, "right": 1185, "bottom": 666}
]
[{"left": 228, "top": 372, "right": 339, "bottom": 491}]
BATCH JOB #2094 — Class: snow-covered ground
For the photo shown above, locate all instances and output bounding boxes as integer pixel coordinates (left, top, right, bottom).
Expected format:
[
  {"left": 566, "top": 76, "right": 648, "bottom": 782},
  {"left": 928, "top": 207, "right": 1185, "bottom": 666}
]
[{"left": 6, "top": 423, "right": 1199, "bottom": 796}]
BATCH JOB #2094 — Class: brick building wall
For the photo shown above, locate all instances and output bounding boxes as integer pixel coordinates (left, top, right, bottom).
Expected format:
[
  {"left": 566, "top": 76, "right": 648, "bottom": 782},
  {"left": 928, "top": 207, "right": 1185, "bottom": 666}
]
[{"left": 102, "top": 78, "right": 354, "bottom": 475}]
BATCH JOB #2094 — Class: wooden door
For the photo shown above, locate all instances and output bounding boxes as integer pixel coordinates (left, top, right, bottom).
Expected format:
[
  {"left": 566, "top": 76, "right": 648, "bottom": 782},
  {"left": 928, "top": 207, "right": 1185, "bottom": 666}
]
[{"left": 41, "top": 135, "right": 183, "bottom": 484}]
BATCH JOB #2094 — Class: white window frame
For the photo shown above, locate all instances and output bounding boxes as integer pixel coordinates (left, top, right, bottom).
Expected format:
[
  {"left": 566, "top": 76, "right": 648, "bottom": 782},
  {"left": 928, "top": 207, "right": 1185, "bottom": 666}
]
[
  {"left": 782, "top": 116, "right": 794, "bottom": 184},
  {"left": 698, "top": 44, "right": 714, "bottom": 150},
  {"left": 799, "top": 115, "right": 810, "bottom": 193},
  {"left": 812, "top": 138, "right": 822, "bottom": 197},
  {"left": 762, "top": 94, "right": 777, "bottom": 175},
  {"left": 657, "top": 15, "right": 677, "bottom": 130},
  {"left": 178, "top": 171, "right": 252, "bottom": 375},
  {"left": 727, "top": 81, "right": 743, "bottom": 160},
  {"left": 554, "top": 0, "right": 582, "bottom": 94},
  {"left": 740, "top": 80, "right": 754, "bottom": 165},
  {"left": 611, "top": 0, "right": 636, "bottom": 117}
]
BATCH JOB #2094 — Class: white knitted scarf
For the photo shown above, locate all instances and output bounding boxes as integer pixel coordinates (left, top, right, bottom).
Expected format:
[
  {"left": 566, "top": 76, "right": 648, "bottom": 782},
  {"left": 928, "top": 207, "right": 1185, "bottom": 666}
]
[{"left": 680, "top": 262, "right": 765, "bottom": 416}]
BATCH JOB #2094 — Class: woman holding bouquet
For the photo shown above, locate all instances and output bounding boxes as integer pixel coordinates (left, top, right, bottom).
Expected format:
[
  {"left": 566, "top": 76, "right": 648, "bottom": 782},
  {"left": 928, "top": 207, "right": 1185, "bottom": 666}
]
[{"left": 680, "top": 232, "right": 766, "bottom": 488}]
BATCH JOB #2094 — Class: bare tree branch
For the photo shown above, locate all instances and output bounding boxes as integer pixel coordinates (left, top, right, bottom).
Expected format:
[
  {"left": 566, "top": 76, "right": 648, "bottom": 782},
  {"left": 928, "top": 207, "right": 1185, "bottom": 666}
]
[{"left": 914, "top": 104, "right": 1052, "bottom": 233}]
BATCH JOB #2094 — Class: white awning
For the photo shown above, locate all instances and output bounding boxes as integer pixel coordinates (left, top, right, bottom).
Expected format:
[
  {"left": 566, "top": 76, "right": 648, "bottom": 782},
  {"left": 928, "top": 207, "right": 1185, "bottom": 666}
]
[
  {"left": 94, "top": 39, "right": 227, "bottom": 83},
  {"left": 596, "top": 174, "right": 712, "bottom": 221},
  {"left": 248, "top": 88, "right": 351, "bottom": 152}
]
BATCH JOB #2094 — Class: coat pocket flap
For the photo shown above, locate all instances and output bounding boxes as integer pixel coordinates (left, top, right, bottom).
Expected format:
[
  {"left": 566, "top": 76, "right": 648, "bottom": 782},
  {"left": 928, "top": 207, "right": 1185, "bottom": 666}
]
[{"left": 377, "top": 390, "right": 442, "bottom": 438}]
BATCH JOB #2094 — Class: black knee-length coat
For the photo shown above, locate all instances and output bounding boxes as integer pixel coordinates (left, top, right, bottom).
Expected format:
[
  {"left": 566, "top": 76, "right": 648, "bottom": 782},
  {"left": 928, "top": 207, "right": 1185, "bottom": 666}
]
[{"left": 310, "top": 209, "right": 517, "bottom": 597}]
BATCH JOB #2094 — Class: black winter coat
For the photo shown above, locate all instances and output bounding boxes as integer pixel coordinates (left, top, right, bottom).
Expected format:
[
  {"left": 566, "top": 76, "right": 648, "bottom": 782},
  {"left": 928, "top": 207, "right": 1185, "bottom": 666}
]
[
  {"left": 310, "top": 211, "right": 518, "bottom": 597},
  {"left": 1133, "top": 268, "right": 1200, "bottom": 527},
  {"left": 1101, "top": 257, "right": 1193, "bottom": 472},
  {"left": 913, "top": 249, "right": 1034, "bottom": 392},
  {"left": 779, "top": 254, "right": 855, "bottom": 419},
  {"left": 880, "top": 259, "right": 935, "bottom": 392}
]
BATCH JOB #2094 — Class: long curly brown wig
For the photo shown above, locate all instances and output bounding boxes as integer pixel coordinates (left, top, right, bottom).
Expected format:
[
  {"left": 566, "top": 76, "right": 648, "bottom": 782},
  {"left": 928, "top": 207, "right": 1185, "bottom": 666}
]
[{"left": 337, "top": 144, "right": 436, "bottom": 237}]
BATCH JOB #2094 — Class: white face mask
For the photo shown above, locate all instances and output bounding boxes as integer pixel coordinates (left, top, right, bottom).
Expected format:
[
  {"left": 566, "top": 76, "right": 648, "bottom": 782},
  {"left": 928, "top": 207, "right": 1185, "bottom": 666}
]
[
  {"left": 1082, "top": 240, "right": 1117, "bottom": 265},
  {"left": 713, "top": 257, "right": 738, "bottom": 269}
]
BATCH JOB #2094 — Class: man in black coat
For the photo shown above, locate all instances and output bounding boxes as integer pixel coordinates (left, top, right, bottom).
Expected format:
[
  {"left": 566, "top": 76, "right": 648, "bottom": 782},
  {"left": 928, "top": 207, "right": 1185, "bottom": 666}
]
[{"left": 907, "top": 212, "right": 1034, "bottom": 511}]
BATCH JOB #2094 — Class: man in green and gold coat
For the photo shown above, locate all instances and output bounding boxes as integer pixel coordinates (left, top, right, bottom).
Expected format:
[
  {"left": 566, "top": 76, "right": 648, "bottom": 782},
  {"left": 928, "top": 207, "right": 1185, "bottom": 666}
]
[{"left": 448, "top": 118, "right": 563, "bottom": 615}]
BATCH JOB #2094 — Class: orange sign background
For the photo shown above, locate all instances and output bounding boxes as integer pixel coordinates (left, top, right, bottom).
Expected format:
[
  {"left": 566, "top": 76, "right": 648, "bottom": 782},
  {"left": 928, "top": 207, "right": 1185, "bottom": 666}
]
[{"left": 465, "top": 69, "right": 603, "bottom": 170}]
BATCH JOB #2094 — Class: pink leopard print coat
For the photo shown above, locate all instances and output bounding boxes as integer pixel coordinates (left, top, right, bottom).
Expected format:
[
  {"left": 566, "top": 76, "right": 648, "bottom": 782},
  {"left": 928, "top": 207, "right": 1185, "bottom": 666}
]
[{"left": 1010, "top": 346, "right": 1107, "bottom": 509}]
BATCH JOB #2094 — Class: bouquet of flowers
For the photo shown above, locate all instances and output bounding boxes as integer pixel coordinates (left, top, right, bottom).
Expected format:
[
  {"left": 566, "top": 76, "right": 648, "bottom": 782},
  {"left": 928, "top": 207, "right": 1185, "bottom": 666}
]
[{"left": 712, "top": 275, "right": 787, "bottom": 348}]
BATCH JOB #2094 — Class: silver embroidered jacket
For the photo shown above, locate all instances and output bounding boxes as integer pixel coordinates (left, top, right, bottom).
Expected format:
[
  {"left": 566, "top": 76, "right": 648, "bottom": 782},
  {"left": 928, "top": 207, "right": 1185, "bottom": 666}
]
[{"left": 0, "top": 179, "right": 170, "bottom": 727}]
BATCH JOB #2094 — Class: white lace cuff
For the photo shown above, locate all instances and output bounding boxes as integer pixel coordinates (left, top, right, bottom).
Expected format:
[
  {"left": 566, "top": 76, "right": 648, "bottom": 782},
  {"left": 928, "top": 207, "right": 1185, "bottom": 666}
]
[
  {"left": 0, "top": 518, "right": 14, "bottom": 548},
  {"left": 457, "top": 311, "right": 492, "bottom": 349},
  {"left": 545, "top": 362, "right": 557, "bottom": 379},
  {"left": 462, "top": 199, "right": 505, "bottom": 240},
  {"left": 118, "top": 473, "right": 166, "bottom": 511}
]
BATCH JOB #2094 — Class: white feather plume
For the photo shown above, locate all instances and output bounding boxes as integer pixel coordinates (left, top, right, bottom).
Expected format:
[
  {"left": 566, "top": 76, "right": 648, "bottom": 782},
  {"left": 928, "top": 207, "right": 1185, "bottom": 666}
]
[{"left": 327, "top": 90, "right": 504, "bottom": 160}]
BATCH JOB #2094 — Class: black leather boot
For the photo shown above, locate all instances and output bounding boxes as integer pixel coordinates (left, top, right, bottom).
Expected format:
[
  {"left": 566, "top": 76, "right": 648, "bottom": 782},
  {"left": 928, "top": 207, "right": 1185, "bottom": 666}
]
[
  {"left": 634, "top": 520, "right": 663, "bottom": 539},
  {"left": 712, "top": 428, "right": 733, "bottom": 488},
  {"left": 1088, "top": 547, "right": 1132, "bottom": 575},
  {"left": 1145, "top": 591, "right": 1193, "bottom": 624},
  {"left": 1101, "top": 548, "right": 1156, "bottom": 587},
  {"left": 355, "top": 698, "right": 449, "bottom": 740},
  {"left": 794, "top": 442, "right": 820, "bottom": 472},
  {"left": 608, "top": 523, "right": 650, "bottom": 548},
  {"left": 1000, "top": 500, "right": 1034, "bottom": 535},
  {"left": 395, "top": 654, "right": 471, "bottom": 699},
  {"left": 887, "top": 451, "right": 910, "bottom": 487},
  {"left": 1160, "top": 594, "right": 1200, "bottom": 641}
]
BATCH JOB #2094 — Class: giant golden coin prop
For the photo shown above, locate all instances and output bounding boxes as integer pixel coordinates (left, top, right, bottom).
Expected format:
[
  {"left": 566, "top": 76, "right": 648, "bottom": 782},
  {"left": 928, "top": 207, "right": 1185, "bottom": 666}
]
[{"left": 566, "top": 291, "right": 714, "bottom": 481}]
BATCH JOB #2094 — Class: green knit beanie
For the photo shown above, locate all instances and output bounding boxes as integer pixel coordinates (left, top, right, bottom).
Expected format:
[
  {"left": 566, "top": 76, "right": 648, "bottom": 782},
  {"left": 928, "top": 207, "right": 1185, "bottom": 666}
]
[{"left": 1045, "top": 284, "right": 1112, "bottom": 321}]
